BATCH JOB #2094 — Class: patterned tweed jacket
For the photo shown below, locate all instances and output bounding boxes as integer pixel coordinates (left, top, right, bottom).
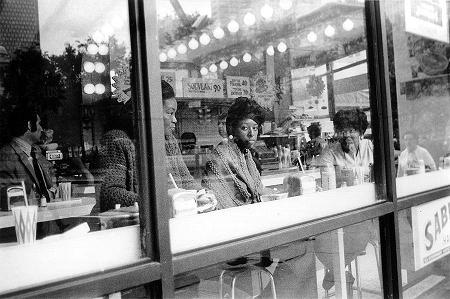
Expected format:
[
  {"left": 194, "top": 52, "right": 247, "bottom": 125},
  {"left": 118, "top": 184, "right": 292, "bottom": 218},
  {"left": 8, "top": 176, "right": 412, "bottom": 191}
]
[
  {"left": 99, "top": 130, "right": 138, "bottom": 211},
  {"left": 203, "top": 141, "right": 263, "bottom": 209}
]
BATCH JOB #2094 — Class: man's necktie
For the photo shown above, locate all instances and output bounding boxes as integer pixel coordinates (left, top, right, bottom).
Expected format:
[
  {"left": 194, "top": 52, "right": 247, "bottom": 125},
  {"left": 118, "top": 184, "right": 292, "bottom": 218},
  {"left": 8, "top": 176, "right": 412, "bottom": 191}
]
[{"left": 31, "top": 147, "right": 51, "bottom": 201}]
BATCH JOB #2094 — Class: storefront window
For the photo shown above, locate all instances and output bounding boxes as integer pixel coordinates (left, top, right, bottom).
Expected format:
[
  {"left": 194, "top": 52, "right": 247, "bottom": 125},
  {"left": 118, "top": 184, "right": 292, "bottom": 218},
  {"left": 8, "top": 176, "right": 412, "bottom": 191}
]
[
  {"left": 156, "top": 0, "right": 383, "bottom": 251},
  {"left": 0, "top": 0, "right": 145, "bottom": 293},
  {"left": 385, "top": 0, "right": 450, "bottom": 198},
  {"left": 174, "top": 218, "right": 382, "bottom": 298}
]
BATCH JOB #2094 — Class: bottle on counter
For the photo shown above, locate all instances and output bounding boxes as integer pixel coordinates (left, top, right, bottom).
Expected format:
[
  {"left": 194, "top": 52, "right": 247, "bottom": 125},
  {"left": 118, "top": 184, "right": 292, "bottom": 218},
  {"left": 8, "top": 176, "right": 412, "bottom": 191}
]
[
  {"left": 320, "top": 165, "right": 336, "bottom": 191},
  {"left": 418, "top": 159, "right": 425, "bottom": 174}
]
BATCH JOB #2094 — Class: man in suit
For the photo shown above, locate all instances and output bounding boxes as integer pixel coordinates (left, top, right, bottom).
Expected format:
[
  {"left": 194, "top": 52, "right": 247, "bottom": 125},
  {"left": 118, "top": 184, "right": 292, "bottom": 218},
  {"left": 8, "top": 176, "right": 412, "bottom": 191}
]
[{"left": 0, "top": 107, "right": 56, "bottom": 208}]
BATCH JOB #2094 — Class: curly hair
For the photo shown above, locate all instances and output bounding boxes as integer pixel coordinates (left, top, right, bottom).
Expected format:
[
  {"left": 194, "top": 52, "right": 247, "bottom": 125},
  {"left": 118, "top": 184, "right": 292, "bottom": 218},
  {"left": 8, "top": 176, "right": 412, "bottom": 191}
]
[
  {"left": 226, "top": 97, "right": 265, "bottom": 135},
  {"left": 161, "top": 80, "right": 175, "bottom": 101},
  {"left": 307, "top": 123, "right": 322, "bottom": 139},
  {"left": 333, "top": 108, "right": 369, "bottom": 135}
]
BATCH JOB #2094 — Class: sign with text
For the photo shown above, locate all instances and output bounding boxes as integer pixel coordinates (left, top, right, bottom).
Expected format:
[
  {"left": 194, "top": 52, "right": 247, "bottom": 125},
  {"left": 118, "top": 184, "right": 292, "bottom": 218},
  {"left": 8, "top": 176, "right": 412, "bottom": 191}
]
[
  {"left": 252, "top": 73, "right": 276, "bottom": 110},
  {"left": 226, "top": 76, "right": 251, "bottom": 98},
  {"left": 161, "top": 71, "right": 176, "bottom": 90},
  {"left": 411, "top": 196, "right": 450, "bottom": 270},
  {"left": 182, "top": 78, "right": 224, "bottom": 98},
  {"left": 405, "top": 0, "right": 449, "bottom": 43}
]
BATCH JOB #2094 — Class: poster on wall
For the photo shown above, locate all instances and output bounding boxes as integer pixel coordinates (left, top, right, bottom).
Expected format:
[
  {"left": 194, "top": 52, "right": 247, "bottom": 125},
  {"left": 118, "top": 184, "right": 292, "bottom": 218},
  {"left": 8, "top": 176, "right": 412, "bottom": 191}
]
[
  {"left": 252, "top": 72, "right": 276, "bottom": 110},
  {"left": 226, "top": 76, "right": 251, "bottom": 98},
  {"left": 405, "top": 0, "right": 449, "bottom": 43},
  {"left": 411, "top": 196, "right": 450, "bottom": 270},
  {"left": 182, "top": 78, "right": 225, "bottom": 98},
  {"left": 161, "top": 71, "right": 176, "bottom": 90}
]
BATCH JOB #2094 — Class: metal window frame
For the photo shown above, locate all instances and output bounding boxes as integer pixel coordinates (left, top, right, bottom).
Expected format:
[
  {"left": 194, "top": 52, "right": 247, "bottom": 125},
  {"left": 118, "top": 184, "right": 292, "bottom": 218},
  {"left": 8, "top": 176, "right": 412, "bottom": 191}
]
[{"left": 6, "top": 1, "right": 450, "bottom": 298}]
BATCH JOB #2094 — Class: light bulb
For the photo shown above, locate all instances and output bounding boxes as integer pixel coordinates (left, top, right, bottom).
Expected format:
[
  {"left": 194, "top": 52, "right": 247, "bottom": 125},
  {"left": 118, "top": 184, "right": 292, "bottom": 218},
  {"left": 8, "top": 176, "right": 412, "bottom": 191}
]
[
  {"left": 227, "top": 20, "right": 240, "bottom": 33},
  {"left": 213, "top": 27, "right": 225, "bottom": 39},
  {"left": 95, "top": 62, "right": 105, "bottom": 73},
  {"left": 98, "top": 44, "right": 109, "bottom": 55},
  {"left": 243, "top": 12, "right": 256, "bottom": 26},
  {"left": 307, "top": 31, "right": 317, "bottom": 43},
  {"left": 200, "top": 67, "right": 208, "bottom": 75},
  {"left": 279, "top": 0, "right": 293, "bottom": 10},
  {"left": 84, "top": 84, "right": 95, "bottom": 94},
  {"left": 243, "top": 53, "right": 252, "bottom": 62},
  {"left": 83, "top": 61, "right": 95, "bottom": 73},
  {"left": 324, "top": 25, "right": 335, "bottom": 37},
  {"left": 159, "top": 52, "right": 167, "bottom": 62},
  {"left": 188, "top": 38, "right": 199, "bottom": 50},
  {"left": 219, "top": 60, "right": 229, "bottom": 69},
  {"left": 92, "top": 31, "right": 104, "bottom": 43},
  {"left": 266, "top": 45, "right": 274, "bottom": 56},
  {"left": 199, "top": 33, "right": 211, "bottom": 45},
  {"left": 343, "top": 18, "right": 354, "bottom": 31},
  {"left": 177, "top": 43, "right": 187, "bottom": 54},
  {"left": 260, "top": 4, "right": 273, "bottom": 20},
  {"left": 230, "top": 57, "right": 239, "bottom": 66},
  {"left": 209, "top": 64, "right": 217, "bottom": 72},
  {"left": 277, "top": 42, "right": 287, "bottom": 52},
  {"left": 95, "top": 83, "right": 106, "bottom": 94},
  {"left": 167, "top": 48, "right": 177, "bottom": 59},
  {"left": 87, "top": 44, "right": 98, "bottom": 55}
]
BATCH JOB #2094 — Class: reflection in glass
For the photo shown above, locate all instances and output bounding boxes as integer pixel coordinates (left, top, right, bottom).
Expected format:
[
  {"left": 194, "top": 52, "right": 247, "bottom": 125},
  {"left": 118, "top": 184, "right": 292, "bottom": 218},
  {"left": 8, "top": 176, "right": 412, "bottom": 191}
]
[{"left": 385, "top": 1, "right": 450, "bottom": 195}]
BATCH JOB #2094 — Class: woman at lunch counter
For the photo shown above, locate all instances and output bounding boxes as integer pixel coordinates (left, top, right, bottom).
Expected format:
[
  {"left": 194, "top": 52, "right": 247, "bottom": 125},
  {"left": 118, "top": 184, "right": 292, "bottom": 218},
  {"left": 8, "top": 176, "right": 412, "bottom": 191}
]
[{"left": 203, "top": 97, "right": 272, "bottom": 210}]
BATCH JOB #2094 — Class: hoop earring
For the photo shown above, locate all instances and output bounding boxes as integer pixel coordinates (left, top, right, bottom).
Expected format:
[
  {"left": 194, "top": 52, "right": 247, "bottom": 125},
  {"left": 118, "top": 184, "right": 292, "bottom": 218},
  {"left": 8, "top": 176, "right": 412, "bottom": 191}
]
[{"left": 228, "top": 135, "right": 233, "bottom": 140}]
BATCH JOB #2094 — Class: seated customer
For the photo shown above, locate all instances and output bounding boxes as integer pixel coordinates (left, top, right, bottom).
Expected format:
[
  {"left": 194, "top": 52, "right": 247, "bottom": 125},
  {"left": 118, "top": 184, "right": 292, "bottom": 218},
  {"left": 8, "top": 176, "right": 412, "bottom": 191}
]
[
  {"left": 162, "top": 80, "right": 201, "bottom": 190},
  {"left": 397, "top": 131, "right": 436, "bottom": 177},
  {"left": 315, "top": 108, "right": 374, "bottom": 291},
  {"left": 203, "top": 97, "right": 268, "bottom": 209},
  {"left": 0, "top": 107, "right": 56, "bottom": 206},
  {"left": 99, "top": 110, "right": 139, "bottom": 212},
  {"left": 317, "top": 108, "right": 373, "bottom": 186}
]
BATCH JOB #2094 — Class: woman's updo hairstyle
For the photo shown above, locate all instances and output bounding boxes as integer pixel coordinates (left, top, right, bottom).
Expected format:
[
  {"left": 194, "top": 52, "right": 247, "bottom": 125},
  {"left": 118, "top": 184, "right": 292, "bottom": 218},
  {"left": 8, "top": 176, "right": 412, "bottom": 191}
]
[
  {"left": 226, "top": 97, "right": 265, "bottom": 136},
  {"left": 161, "top": 80, "right": 175, "bottom": 101},
  {"left": 333, "top": 108, "right": 369, "bottom": 135}
]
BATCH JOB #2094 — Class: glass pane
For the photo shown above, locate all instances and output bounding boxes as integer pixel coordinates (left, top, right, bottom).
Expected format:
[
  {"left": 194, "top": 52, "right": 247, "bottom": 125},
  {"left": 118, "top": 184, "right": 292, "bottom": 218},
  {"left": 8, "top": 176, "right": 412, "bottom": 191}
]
[
  {"left": 156, "top": 0, "right": 383, "bottom": 252},
  {"left": 174, "top": 218, "right": 382, "bottom": 298},
  {"left": 399, "top": 200, "right": 450, "bottom": 298},
  {"left": 385, "top": 0, "right": 450, "bottom": 197},
  {"left": 0, "top": 0, "right": 144, "bottom": 293}
]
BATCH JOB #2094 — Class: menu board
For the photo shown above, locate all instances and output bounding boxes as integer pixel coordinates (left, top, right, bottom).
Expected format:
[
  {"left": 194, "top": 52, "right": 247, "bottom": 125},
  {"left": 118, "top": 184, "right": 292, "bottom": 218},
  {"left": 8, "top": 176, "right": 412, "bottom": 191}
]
[
  {"left": 252, "top": 73, "right": 276, "bottom": 110},
  {"left": 182, "top": 78, "right": 225, "bottom": 98},
  {"left": 226, "top": 76, "right": 251, "bottom": 98}
]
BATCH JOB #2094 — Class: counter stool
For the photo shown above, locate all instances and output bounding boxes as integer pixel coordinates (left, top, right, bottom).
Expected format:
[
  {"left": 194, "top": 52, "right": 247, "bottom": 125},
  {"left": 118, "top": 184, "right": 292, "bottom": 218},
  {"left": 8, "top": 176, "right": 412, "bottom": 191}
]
[
  {"left": 324, "top": 240, "right": 381, "bottom": 299},
  {"left": 219, "top": 264, "right": 277, "bottom": 299}
]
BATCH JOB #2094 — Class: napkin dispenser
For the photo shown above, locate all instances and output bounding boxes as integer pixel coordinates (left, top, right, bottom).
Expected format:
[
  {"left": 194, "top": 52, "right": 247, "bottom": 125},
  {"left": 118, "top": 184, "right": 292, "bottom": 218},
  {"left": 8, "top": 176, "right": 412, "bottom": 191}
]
[{"left": 1, "top": 185, "right": 26, "bottom": 211}]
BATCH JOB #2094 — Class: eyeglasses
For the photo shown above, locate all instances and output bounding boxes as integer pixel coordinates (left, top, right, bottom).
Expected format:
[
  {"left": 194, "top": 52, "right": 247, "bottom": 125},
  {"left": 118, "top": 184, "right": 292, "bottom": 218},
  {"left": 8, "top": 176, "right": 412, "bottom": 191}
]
[{"left": 335, "top": 128, "right": 359, "bottom": 137}]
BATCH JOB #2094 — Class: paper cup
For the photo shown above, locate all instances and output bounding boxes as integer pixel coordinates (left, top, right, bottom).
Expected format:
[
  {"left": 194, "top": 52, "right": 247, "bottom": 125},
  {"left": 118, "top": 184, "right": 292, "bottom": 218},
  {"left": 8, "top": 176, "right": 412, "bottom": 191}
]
[
  {"left": 58, "top": 182, "right": 72, "bottom": 201},
  {"left": 12, "top": 205, "right": 38, "bottom": 244},
  {"left": 169, "top": 189, "right": 197, "bottom": 217}
]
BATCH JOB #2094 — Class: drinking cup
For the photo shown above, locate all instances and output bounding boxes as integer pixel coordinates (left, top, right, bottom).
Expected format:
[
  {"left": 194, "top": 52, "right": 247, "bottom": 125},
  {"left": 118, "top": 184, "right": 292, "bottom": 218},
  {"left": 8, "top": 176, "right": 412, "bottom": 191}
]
[
  {"left": 58, "top": 182, "right": 72, "bottom": 201},
  {"left": 11, "top": 205, "right": 38, "bottom": 244}
]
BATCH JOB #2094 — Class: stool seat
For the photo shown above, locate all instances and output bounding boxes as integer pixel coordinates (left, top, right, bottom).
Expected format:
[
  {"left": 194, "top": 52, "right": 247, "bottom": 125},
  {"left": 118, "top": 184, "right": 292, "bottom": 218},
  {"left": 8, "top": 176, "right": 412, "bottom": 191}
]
[{"left": 219, "top": 263, "right": 277, "bottom": 299}]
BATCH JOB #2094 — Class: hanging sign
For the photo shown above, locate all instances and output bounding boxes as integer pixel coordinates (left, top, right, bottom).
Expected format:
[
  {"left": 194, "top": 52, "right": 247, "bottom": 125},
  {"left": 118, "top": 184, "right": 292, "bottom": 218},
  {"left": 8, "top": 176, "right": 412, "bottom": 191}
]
[
  {"left": 182, "top": 78, "right": 224, "bottom": 98},
  {"left": 405, "top": 0, "right": 449, "bottom": 43},
  {"left": 252, "top": 73, "right": 276, "bottom": 110},
  {"left": 411, "top": 196, "right": 450, "bottom": 270},
  {"left": 226, "top": 76, "right": 251, "bottom": 98}
]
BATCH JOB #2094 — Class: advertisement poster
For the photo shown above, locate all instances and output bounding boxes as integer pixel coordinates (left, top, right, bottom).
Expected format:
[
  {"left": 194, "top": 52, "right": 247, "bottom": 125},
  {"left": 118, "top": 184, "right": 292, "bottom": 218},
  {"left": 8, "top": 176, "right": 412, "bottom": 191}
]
[
  {"left": 161, "top": 71, "right": 176, "bottom": 90},
  {"left": 252, "top": 73, "right": 276, "bottom": 110},
  {"left": 405, "top": 0, "right": 448, "bottom": 43},
  {"left": 182, "top": 78, "right": 224, "bottom": 98},
  {"left": 411, "top": 196, "right": 450, "bottom": 270},
  {"left": 226, "top": 76, "right": 251, "bottom": 98}
]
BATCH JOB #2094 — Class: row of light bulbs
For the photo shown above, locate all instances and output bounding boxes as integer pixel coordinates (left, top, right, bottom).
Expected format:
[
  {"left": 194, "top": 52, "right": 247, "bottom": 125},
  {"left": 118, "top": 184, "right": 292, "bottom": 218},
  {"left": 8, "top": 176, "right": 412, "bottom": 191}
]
[{"left": 159, "top": 17, "right": 355, "bottom": 63}]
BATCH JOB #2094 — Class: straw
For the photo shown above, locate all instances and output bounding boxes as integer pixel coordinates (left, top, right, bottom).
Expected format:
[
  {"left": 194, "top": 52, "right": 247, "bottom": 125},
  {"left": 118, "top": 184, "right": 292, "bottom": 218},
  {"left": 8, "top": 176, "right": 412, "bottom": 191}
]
[
  {"left": 298, "top": 158, "right": 305, "bottom": 173},
  {"left": 168, "top": 173, "right": 179, "bottom": 189},
  {"left": 21, "top": 180, "right": 29, "bottom": 207}
]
